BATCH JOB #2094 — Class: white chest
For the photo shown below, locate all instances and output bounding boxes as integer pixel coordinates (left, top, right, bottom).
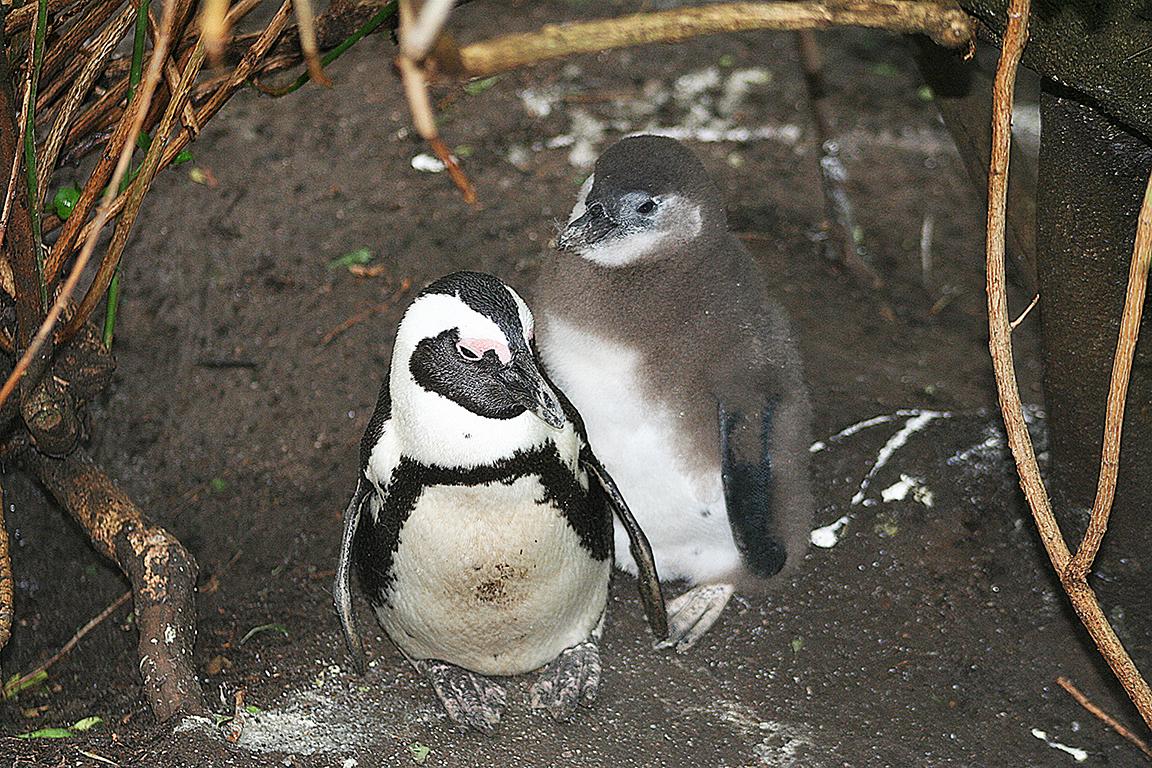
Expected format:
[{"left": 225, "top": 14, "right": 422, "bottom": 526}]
[
  {"left": 540, "top": 315, "right": 742, "bottom": 583},
  {"left": 375, "top": 475, "right": 609, "bottom": 676}
]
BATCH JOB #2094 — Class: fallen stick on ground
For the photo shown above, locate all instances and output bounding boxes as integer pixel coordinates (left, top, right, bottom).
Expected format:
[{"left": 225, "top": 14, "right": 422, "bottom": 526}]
[
  {"left": 1057, "top": 676, "right": 1152, "bottom": 761},
  {"left": 4, "top": 590, "right": 132, "bottom": 697},
  {"left": 320, "top": 278, "right": 413, "bottom": 347}
]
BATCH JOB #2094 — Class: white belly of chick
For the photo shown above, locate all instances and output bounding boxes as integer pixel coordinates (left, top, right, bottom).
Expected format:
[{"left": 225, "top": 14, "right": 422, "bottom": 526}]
[
  {"left": 376, "top": 475, "right": 609, "bottom": 676},
  {"left": 541, "top": 316, "right": 743, "bottom": 584}
]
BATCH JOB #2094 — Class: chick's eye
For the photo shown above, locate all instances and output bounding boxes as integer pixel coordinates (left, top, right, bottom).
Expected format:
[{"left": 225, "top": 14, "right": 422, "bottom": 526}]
[
  {"left": 456, "top": 343, "right": 483, "bottom": 361},
  {"left": 636, "top": 199, "right": 657, "bottom": 215}
]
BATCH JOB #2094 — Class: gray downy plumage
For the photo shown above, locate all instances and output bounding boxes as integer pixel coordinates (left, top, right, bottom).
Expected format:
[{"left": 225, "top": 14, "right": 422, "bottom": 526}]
[
  {"left": 332, "top": 271, "right": 665, "bottom": 731},
  {"left": 534, "top": 136, "right": 815, "bottom": 651}
]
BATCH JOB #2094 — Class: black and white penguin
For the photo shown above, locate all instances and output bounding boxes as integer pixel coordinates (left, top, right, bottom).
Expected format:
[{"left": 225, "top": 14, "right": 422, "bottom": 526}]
[
  {"left": 333, "top": 271, "right": 665, "bottom": 731},
  {"left": 534, "top": 135, "right": 815, "bottom": 651}
]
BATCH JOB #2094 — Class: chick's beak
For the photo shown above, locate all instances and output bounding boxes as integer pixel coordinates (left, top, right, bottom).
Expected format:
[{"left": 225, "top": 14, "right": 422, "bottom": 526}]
[
  {"left": 501, "top": 353, "right": 566, "bottom": 429},
  {"left": 556, "top": 201, "right": 615, "bottom": 252}
]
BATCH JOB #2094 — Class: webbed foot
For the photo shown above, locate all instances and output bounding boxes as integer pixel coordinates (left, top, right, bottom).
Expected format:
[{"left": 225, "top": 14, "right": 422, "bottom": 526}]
[
  {"left": 655, "top": 583, "right": 735, "bottom": 652},
  {"left": 415, "top": 659, "right": 507, "bottom": 732},
  {"left": 529, "top": 640, "right": 601, "bottom": 722}
]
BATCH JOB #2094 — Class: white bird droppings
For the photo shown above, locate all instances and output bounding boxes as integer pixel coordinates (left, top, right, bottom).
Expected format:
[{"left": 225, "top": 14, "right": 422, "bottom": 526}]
[
  {"left": 880, "top": 474, "right": 934, "bottom": 507},
  {"left": 851, "top": 411, "right": 947, "bottom": 505},
  {"left": 410, "top": 154, "right": 445, "bottom": 173},
  {"left": 810, "top": 515, "right": 851, "bottom": 549},
  {"left": 1030, "top": 728, "right": 1088, "bottom": 762}
]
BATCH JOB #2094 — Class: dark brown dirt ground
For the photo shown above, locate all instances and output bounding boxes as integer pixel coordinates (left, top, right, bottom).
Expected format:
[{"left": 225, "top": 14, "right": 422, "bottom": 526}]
[{"left": 2, "top": 2, "right": 1148, "bottom": 766}]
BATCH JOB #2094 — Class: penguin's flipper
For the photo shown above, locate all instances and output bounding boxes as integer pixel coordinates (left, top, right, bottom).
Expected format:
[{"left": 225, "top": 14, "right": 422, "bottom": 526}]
[
  {"left": 333, "top": 476, "right": 371, "bottom": 674},
  {"left": 719, "top": 397, "right": 790, "bottom": 577},
  {"left": 585, "top": 455, "right": 668, "bottom": 641}
]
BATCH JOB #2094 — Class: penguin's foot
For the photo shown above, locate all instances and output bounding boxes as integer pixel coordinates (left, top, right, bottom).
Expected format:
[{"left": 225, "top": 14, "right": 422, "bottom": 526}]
[
  {"left": 655, "top": 583, "right": 736, "bottom": 652},
  {"left": 529, "top": 640, "right": 601, "bottom": 722},
  {"left": 415, "top": 659, "right": 507, "bottom": 732}
]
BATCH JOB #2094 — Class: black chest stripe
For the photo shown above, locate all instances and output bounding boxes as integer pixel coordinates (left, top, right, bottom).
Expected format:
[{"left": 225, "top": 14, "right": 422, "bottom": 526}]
[{"left": 352, "top": 443, "right": 612, "bottom": 606}]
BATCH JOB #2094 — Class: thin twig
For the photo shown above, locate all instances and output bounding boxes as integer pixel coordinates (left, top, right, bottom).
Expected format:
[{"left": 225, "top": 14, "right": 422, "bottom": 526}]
[
  {"left": 254, "top": 1, "right": 397, "bottom": 97},
  {"left": 984, "top": 0, "right": 1152, "bottom": 731},
  {"left": 200, "top": 0, "right": 231, "bottom": 60},
  {"left": 397, "top": 59, "right": 474, "bottom": 201},
  {"left": 224, "top": 689, "right": 248, "bottom": 743},
  {"left": 1057, "top": 677, "right": 1152, "bottom": 761},
  {"left": 0, "top": 81, "right": 32, "bottom": 299},
  {"left": 1067, "top": 171, "right": 1152, "bottom": 581},
  {"left": 1009, "top": 292, "right": 1039, "bottom": 330},
  {"left": 319, "top": 278, "right": 412, "bottom": 346},
  {"left": 293, "top": 0, "right": 333, "bottom": 87},
  {"left": 432, "top": 0, "right": 974, "bottom": 79},
  {"left": 400, "top": 0, "right": 453, "bottom": 60},
  {"left": 4, "top": 590, "right": 132, "bottom": 695},
  {"left": 793, "top": 29, "right": 884, "bottom": 293}
]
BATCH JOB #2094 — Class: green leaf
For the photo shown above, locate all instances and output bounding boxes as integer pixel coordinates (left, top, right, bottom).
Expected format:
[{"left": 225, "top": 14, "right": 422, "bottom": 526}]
[
  {"left": 4, "top": 669, "right": 48, "bottom": 699},
  {"left": 453, "top": 144, "right": 474, "bottom": 159},
  {"left": 239, "top": 623, "right": 289, "bottom": 646},
  {"left": 136, "top": 131, "right": 152, "bottom": 151},
  {"left": 790, "top": 637, "right": 804, "bottom": 654},
  {"left": 409, "top": 742, "right": 431, "bottom": 764},
  {"left": 209, "top": 477, "right": 228, "bottom": 493},
  {"left": 16, "top": 727, "right": 74, "bottom": 739},
  {"left": 52, "top": 184, "right": 81, "bottom": 220},
  {"left": 173, "top": 149, "right": 194, "bottom": 166},
  {"left": 463, "top": 76, "right": 500, "bottom": 96},
  {"left": 718, "top": 54, "right": 735, "bottom": 68},
  {"left": 917, "top": 85, "right": 934, "bottom": 102},
  {"left": 244, "top": 704, "right": 262, "bottom": 715},
  {"left": 327, "top": 248, "right": 374, "bottom": 270},
  {"left": 72, "top": 716, "right": 103, "bottom": 732}
]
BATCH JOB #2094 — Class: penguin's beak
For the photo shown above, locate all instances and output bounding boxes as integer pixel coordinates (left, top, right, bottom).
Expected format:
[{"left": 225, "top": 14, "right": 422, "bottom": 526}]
[
  {"left": 501, "top": 354, "right": 567, "bottom": 430},
  {"left": 557, "top": 201, "right": 616, "bottom": 252}
]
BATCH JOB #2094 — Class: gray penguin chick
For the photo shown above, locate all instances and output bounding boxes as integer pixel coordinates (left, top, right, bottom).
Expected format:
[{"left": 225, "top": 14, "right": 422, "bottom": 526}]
[
  {"left": 334, "top": 271, "right": 666, "bottom": 731},
  {"left": 534, "top": 136, "right": 815, "bottom": 651}
]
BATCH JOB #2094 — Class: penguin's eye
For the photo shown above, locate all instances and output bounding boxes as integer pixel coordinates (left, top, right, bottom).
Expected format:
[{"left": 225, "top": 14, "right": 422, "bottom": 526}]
[
  {"left": 636, "top": 199, "right": 657, "bottom": 215},
  {"left": 456, "top": 343, "right": 483, "bottom": 362}
]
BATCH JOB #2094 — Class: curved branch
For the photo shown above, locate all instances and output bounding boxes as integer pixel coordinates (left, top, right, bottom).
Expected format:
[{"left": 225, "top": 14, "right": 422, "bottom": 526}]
[
  {"left": 432, "top": 0, "right": 975, "bottom": 80},
  {"left": 17, "top": 447, "right": 204, "bottom": 721}
]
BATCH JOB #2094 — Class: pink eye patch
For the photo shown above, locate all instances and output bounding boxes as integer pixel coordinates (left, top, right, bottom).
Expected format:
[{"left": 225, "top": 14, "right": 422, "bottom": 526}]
[{"left": 457, "top": 337, "right": 511, "bottom": 364}]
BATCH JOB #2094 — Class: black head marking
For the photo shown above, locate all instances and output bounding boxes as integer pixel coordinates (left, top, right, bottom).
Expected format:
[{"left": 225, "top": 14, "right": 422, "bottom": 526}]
[
  {"left": 409, "top": 328, "right": 526, "bottom": 420},
  {"left": 421, "top": 271, "right": 525, "bottom": 350},
  {"left": 408, "top": 272, "right": 564, "bottom": 428}
]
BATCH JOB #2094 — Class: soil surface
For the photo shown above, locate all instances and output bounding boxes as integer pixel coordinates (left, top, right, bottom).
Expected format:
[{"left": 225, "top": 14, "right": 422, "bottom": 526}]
[{"left": 2, "top": 2, "right": 1147, "bottom": 766}]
